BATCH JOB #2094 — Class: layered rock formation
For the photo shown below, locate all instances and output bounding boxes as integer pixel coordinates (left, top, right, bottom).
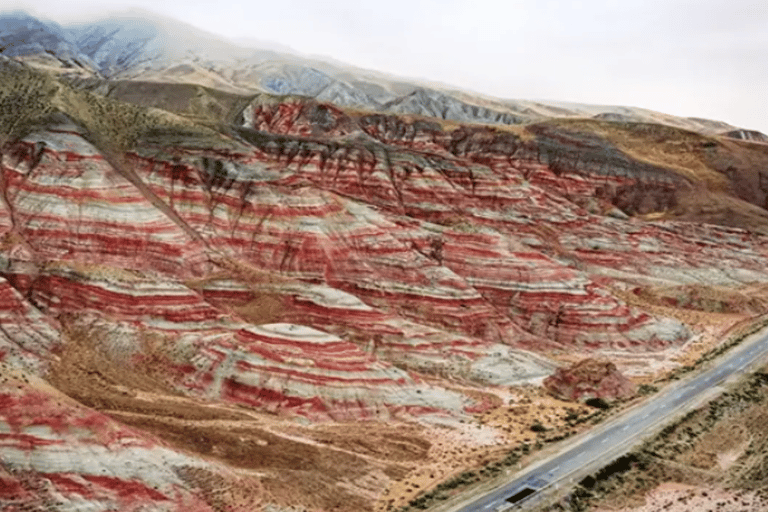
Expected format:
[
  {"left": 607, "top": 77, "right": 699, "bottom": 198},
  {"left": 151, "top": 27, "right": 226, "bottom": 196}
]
[
  {"left": 543, "top": 359, "right": 637, "bottom": 402},
  {"left": 0, "top": 43, "right": 768, "bottom": 511},
  {"left": 0, "top": 369, "right": 260, "bottom": 512}
]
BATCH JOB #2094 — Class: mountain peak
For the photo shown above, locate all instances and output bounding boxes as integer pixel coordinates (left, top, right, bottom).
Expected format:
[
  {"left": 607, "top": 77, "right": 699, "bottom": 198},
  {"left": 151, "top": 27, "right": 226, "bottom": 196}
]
[
  {"left": 0, "top": 10, "right": 760, "bottom": 137},
  {"left": 0, "top": 9, "right": 90, "bottom": 69}
]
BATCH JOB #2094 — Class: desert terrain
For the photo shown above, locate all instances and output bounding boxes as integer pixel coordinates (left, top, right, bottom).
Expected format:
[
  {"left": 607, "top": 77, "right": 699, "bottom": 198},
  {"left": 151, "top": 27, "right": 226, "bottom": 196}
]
[
  {"left": 2, "top": 11, "right": 768, "bottom": 512},
  {"left": 541, "top": 362, "right": 768, "bottom": 512}
]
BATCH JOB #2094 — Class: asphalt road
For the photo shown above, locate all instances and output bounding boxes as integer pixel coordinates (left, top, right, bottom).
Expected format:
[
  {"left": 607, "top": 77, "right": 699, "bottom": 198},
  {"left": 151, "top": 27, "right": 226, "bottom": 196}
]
[{"left": 453, "top": 327, "right": 768, "bottom": 512}]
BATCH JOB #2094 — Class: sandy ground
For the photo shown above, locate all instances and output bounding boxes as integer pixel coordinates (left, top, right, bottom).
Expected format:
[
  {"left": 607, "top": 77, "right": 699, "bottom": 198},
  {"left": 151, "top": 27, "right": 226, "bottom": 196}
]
[
  {"left": 375, "top": 384, "right": 595, "bottom": 511},
  {"left": 575, "top": 361, "right": 768, "bottom": 512},
  {"left": 598, "top": 483, "right": 768, "bottom": 512},
  {"left": 376, "top": 421, "right": 505, "bottom": 511},
  {"left": 9, "top": 264, "right": 767, "bottom": 512},
  {"left": 376, "top": 302, "right": 766, "bottom": 511}
]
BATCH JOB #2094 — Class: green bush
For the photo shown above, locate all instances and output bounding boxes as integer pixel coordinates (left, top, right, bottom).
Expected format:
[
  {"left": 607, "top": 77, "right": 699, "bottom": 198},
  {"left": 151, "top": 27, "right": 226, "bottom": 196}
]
[{"left": 585, "top": 397, "right": 611, "bottom": 410}]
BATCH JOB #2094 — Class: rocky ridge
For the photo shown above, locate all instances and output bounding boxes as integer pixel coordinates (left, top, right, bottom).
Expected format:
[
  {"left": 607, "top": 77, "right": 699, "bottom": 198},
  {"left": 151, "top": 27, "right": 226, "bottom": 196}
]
[
  {"left": 0, "top": 39, "right": 768, "bottom": 512},
  {"left": 3, "top": 10, "right": 766, "bottom": 139},
  {"left": 543, "top": 359, "right": 637, "bottom": 402}
]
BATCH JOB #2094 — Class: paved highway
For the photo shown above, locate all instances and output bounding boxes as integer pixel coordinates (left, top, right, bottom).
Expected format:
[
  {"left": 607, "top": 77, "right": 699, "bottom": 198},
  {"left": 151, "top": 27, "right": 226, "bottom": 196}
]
[{"left": 452, "top": 327, "right": 768, "bottom": 512}]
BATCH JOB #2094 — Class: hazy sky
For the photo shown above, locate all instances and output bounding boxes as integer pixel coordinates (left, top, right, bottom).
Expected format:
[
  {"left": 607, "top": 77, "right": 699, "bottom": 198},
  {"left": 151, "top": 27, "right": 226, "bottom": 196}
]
[{"left": 8, "top": 0, "right": 768, "bottom": 132}]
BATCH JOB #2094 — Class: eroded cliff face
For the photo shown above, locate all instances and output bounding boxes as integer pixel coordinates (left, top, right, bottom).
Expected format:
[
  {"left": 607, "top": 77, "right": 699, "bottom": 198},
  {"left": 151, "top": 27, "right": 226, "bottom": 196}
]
[
  {"left": 543, "top": 359, "right": 637, "bottom": 402},
  {"left": 2, "top": 64, "right": 768, "bottom": 512}
]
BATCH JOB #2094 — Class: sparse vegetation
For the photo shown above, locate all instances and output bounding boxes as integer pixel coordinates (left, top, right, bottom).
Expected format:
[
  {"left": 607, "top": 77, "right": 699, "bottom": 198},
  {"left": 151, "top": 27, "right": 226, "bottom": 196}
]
[
  {"left": 638, "top": 384, "right": 658, "bottom": 396},
  {"left": 584, "top": 397, "right": 611, "bottom": 410},
  {"left": 394, "top": 447, "right": 528, "bottom": 512},
  {"left": 0, "top": 59, "right": 224, "bottom": 160},
  {"left": 664, "top": 315, "right": 768, "bottom": 382},
  {"left": 101, "top": 80, "right": 256, "bottom": 127},
  {"left": 0, "top": 62, "right": 59, "bottom": 148},
  {"left": 542, "top": 366, "right": 768, "bottom": 512},
  {"left": 4, "top": 21, "right": 768, "bottom": 512}
]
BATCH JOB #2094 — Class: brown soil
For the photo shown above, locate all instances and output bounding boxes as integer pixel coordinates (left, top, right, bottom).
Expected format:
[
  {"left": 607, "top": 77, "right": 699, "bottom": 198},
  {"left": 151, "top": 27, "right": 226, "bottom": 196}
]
[
  {"left": 174, "top": 466, "right": 265, "bottom": 512},
  {"left": 44, "top": 315, "right": 433, "bottom": 512},
  {"left": 479, "top": 386, "right": 592, "bottom": 442},
  {"left": 107, "top": 411, "right": 381, "bottom": 512},
  {"left": 104, "top": 81, "right": 255, "bottom": 126},
  {"left": 600, "top": 485, "right": 768, "bottom": 512},
  {"left": 303, "top": 423, "right": 431, "bottom": 464},
  {"left": 375, "top": 385, "right": 600, "bottom": 512},
  {"left": 231, "top": 294, "right": 285, "bottom": 325},
  {"left": 544, "top": 365, "right": 768, "bottom": 512},
  {"left": 534, "top": 118, "right": 768, "bottom": 232}
]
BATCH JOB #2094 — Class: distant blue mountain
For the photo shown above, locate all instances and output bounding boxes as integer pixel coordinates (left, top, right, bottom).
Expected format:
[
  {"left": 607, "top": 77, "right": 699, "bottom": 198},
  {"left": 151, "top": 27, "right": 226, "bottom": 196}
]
[
  {"left": 0, "top": 10, "right": 755, "bottom": 136},
  {"left": 67, "top": 18, "right": 161, "bottom": 77},
  {"left": 0, "top": 11, "right": 94, "bottom": 69}
]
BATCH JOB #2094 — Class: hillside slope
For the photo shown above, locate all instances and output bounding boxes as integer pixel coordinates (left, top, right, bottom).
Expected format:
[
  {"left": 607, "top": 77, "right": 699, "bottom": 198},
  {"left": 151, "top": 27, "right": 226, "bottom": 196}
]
[
  {"left": 3, "top": 10, "right": 766, "bottom": 138},
  {"left": 0, "top": 50, "right": 768, "bottom": 512}
]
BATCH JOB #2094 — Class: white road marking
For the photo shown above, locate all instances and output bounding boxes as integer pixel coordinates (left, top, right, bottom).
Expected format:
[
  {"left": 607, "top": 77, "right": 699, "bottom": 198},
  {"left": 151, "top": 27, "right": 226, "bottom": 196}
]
[{"left": 459, "top": 332, "right": 768, "bottom": 512}]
